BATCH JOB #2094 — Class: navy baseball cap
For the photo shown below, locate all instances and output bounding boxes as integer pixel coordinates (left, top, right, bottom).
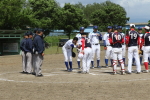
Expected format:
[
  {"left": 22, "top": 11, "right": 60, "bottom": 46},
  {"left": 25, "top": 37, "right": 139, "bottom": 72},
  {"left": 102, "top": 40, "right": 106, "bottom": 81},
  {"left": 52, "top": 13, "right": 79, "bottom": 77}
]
[
  {"left": 118, "top": 26, "right": 122, "bottom": 29},
  {"left": 107, "top": 26, "right": 112, "bottom": 29},
  {"left": 80, "top": 27, "right": 85, "bottom": 31},
  {"left": 34, "top": 28, "right": 38, "bottom": 33},
  {"left": 113, "top": 26, "right": 118, "bottom": 30},
  {"left": 24, "top": 32, "right": 28, "bottom": 36},
  {"left": 138, "top": 27, "right": 142, "bottom": 30},
  {"left": 28, "top": 31, "right": 33, "bottom": 35},
  {"left": 38, "top": 28, "right": 44, "bottom": 32},
  {"left": 93, "top": 26, "right": 98, "bottom": 29}
]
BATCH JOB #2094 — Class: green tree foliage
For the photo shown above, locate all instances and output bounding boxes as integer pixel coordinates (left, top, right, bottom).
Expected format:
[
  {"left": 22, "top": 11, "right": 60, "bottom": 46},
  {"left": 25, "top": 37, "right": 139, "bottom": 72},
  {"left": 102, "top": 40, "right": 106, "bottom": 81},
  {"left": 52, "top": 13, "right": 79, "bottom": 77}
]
[
  {"left": 58, "top": 3, "right": 89, "bottom": 39},
  {"left": 0, "top": 0, "right": 35, "bottom": 30},
  {"left": 90, "top": 1, "right": 129, "bottom": 31},
  {"left": 29, "top": 0, "right": 61, "bottom": 36}
]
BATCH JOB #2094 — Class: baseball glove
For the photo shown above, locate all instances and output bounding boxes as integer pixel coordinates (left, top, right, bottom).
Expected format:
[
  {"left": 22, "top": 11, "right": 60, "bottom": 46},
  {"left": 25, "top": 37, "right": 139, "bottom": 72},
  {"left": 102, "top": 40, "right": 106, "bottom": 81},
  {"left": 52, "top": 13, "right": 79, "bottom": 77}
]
[
  {"left": 72, "top": 52, "right": 76, "bottom": 58},
  {"left": 139, "top": 50, "right": 143, "bottom": 55}
]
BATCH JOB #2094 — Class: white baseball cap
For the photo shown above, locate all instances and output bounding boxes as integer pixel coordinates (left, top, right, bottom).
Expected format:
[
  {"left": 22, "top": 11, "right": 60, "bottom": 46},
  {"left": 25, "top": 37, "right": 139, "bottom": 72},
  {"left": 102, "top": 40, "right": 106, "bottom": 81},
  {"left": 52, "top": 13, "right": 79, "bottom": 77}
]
[
  {"left": 143, "top": 26, "right": 150, "bottom": 30},
  {"left": 130, "top": 24, "right": 135, "bottom": 27},
  {"left": 78, "top": 53, "right": 84, "bottom": 59}
]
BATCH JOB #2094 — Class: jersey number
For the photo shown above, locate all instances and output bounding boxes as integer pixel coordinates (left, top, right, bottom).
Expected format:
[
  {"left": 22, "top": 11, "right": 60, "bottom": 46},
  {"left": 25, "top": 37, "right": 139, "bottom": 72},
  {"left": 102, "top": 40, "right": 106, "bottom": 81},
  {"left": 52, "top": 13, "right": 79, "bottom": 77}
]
[
  {"left": 130, "top": 33, "right": 137, "bottom": 39},
  {"left": 115, "top": 35, "right": 121, "bottom": 40}
]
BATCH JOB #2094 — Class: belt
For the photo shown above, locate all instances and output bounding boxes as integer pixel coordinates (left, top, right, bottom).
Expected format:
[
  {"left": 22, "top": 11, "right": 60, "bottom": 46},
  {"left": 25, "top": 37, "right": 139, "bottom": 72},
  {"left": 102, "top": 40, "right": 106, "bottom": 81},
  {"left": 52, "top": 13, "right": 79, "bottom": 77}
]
[{"left": 92, "top": 44, "right": 99, "bottom": 45}]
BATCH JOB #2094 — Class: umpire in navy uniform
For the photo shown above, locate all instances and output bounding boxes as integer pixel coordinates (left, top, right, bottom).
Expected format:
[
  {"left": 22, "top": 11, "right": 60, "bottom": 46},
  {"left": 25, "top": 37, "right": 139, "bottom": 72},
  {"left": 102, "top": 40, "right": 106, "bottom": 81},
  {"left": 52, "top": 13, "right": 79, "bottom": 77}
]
[
  {"left": 25, "top": 31, "right": 33, "bottom": 74},
  {"left": 33, "top": 29, "right": 45, "bottom": 77},
  {"left": 20, "top": 32, "right": 28, "bottom": 73}
]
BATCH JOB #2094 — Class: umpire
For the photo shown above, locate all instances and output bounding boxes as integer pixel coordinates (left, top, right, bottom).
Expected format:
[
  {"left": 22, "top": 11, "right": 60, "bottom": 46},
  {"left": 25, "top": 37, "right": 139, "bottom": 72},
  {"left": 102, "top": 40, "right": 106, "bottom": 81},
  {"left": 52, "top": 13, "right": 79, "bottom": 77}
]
[{"left": 33, "top": 29, "right": 45, "bottom": 77}]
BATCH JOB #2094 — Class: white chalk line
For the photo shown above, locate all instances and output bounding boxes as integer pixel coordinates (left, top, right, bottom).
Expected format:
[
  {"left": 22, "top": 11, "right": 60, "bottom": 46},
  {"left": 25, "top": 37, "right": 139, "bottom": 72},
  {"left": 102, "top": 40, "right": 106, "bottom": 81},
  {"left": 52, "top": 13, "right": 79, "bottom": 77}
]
[{"left": 0, "top": 71, "right": 150, "bottom": 84}]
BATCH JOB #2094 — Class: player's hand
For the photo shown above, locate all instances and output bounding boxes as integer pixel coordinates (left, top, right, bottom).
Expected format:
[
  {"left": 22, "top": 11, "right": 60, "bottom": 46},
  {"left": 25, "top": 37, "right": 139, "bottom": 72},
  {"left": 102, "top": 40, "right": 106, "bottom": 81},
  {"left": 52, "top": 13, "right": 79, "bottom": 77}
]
[
  {"left": 42, "top": 53, "right": 44, "bottom": 56},
  {"left": 96, "top": 33, "right": 100, "bottom": 36},
  {"left": 104, "top": 47, "right": 107, "bottom": 50}
]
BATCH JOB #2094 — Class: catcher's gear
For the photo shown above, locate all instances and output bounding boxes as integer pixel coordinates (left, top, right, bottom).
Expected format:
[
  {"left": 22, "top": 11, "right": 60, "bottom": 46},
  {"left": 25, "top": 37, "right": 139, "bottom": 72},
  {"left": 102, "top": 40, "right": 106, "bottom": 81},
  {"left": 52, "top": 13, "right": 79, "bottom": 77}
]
[{"left": 72, "top": 52, "right": 76, "bottom": 58}]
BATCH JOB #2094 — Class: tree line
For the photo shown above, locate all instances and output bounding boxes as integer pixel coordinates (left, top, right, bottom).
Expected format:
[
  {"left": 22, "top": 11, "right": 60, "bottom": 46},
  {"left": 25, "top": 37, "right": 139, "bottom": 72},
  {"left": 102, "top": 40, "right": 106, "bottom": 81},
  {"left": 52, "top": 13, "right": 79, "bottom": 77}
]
[{"left": 0, "top": 0, "right": 130, "bottom": 38}]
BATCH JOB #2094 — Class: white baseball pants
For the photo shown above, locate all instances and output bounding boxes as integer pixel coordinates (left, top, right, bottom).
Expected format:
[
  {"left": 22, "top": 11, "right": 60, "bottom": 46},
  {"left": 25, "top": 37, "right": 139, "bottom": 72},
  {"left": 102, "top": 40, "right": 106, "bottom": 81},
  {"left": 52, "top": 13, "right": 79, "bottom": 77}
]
[
  {"left": 112, "top": 48, "right": 125, "bottom": 71},
  {"left": 26, "top": 52, "right": 32, "bottom": 73},
  {"left": 62, "top": 47, "right": 72, "bottom": 62},
  {"left": 35, "top": 54, "right": 43, "bottom": 76},
  {"left": 143, "top": 46, "right": 150, "bottom": 62},
  {"left": 21, "top": 51, "right": 26, "bottom": 72},
  {"left": 91, "top": 44, "right": 100, "bottom": 61},
  {"left": 105, "top": 46, "right": 112, "bottom": 59},
  {"left": 82, "top": 48, "right": 92, "bottom": 72},
  {"left": 127, "top": 46, "right": 141, "bottom": 73},
  {"left": 122, "top": 45, "right": 126, "bottom": 58}
]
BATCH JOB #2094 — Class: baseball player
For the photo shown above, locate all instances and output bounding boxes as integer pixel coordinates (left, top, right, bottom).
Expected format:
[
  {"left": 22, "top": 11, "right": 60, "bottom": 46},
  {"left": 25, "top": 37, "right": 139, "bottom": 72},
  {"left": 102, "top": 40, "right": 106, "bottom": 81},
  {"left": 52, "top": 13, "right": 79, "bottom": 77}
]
[
  {"left": 109, "top": 26, "right": 125, "bottom": 75},
  {"left": 62, "top": 37, "right": 78, "bottom": 72},
  {"left": 126, "top": 24, "right": 141, "bottom": 74},
  {"left": 141, "top": 26, "right": 150, "bottom": 73},
  {"left": 76, "top": 27, "right": 84, "bottom": 69},
  {"left": 79, "top": 32, "right": 92, "bottom": 74},
  {"left": 103, "top": 26, "right": 113, "bottom": 67},
  {"left": 118, "top": 26, "right": 127, "bottom": 66},
  {"left": 20, "top": 32, "right": 28, "bottom": 73},
  {"left": 138, "top": 27, "right": 144, "bottom": 65},
  {"left": 88, "top": 26, "right": 102, "bottom": 68},
  {"left": 33, "top": 29, "right": 45, "bottom": 77},
  {"left": 25, "top": 31, "right": 33, "bottom": 74}
]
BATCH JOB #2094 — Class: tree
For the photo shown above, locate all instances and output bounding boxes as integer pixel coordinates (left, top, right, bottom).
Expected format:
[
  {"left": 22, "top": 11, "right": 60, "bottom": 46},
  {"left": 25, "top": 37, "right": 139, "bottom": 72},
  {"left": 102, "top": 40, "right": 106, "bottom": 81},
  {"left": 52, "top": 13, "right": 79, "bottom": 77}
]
[
  {"left": 90, "top": 1, "right": 129, "bottom": 31},
  {"left": 58, "top": 3, "right": 89, "bottom": 39},
  {"left": 0, "top": 0, "right": 35, "bottom": 30},
  {"left": 29, "top": 0, "right": 61, "bottom": 36}
]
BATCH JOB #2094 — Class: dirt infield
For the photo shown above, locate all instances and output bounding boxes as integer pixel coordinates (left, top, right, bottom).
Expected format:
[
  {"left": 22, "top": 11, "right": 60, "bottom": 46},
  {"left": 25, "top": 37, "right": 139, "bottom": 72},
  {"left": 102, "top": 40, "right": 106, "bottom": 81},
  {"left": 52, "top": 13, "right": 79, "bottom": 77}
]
[{"left": 0, "top": 51, "right": 150, "bottom": 100}]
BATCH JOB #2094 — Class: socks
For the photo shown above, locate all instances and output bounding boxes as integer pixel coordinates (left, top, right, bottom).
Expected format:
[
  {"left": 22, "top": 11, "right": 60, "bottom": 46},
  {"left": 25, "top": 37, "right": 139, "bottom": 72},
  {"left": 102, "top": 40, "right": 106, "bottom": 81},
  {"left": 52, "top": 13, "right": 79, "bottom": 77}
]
[
  {"left": 91, "top": 61, "right": 94, "bottom": 67},
  {"left": 69, "top": 62, "right": 72, "bottom": 69},
  {"left": 105, "top": 59, "right": 108, "bottom": 66},
  {"left": 97, "top": 60, "right": 100, "bottom": 67},
  {"left": 140, "top": 57, "right": 142, "bottom": 64},
  {"left": 65, "top": 62, "right": 69, "bottom": 70},
  {"left": 77, "top": 61, "right": 80, "bottom": 68},
  {"left": 144, "top": 62, "right": 148, "bottom": 70},
  {"left": 123, "top": 58, "right": 125, "bottom": 64}
]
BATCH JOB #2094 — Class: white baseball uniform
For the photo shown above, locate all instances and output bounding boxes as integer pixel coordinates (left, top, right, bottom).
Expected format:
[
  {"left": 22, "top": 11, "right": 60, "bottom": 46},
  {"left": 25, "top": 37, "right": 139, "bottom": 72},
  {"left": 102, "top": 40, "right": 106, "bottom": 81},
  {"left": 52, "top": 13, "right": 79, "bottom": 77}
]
[
  {"left": 109, "top": 32, "right": 125, "bottom": 73},
  {"left": 126, "top": 29, "right": 141, "bottom": 73},
  {"left": 103, "top": 32, "right": 113, "bottom": 62},
  {"left": 88, "top": 31, "right": 102, "bottom": 67},
  {"left": 80, "top": 37, "right": 92, "bottom": 73},
  {"left": 76, "top": 33, "right": 82, "bottom": 62},
  {"left": 120, "top": 32, "right": 126, "bottom": 58}
]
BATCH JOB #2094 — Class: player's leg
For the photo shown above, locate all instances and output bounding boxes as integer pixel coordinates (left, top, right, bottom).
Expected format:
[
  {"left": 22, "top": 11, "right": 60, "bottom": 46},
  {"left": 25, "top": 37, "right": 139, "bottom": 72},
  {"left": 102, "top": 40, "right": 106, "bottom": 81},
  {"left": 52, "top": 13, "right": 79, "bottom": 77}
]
[
  {"left": 134, "top": 47, "right": 141, "bottom": 73},
  {"left": 105, "top": 46, "right": 110, "bottom": 67},
  {"left": 68, "top": 49, "right": 73, "bottom": 71},
  {"left": 35, "top": 54, "right": 43, "bottom": 76},
  {"left": 77, "top": 49, "right": 81, "bottom": 69},
  {"left": 91, "top": 45, "right": 95, "bottom": 68},
  {"left": 122, "top": 45, "right": 126, "bottom": 66},
  {"left": 112, "top": 48, "right": 117, "bottom": 74},
  {"left": 32, "top": 54, "right": 36, "bottom": 75},
  {"left": 21, "top": 51, "right": 26, "bottom": 73},
  {"left": 118, "top": 48, "right": 125, "bottom": 75},
  {"left": 127, "top": 47, "right": 134, "bottom": 73},
  {"left": 82, "top": 48, "right": 87, "bottom": 73},
  {"left": 143, "top": 47, "right": 149, "bottom": 72},
  {"left": 87, "top": 48, "right": 93, "bottom": 73},
  {"left": 62, "top": 47, "right": 69, "bottom": 70},
  {"left": 26, "top": 52, "right": 32, "bottom": 74},
  {"left": 96, "top": 45, "right": 101, "bottom": 68}
]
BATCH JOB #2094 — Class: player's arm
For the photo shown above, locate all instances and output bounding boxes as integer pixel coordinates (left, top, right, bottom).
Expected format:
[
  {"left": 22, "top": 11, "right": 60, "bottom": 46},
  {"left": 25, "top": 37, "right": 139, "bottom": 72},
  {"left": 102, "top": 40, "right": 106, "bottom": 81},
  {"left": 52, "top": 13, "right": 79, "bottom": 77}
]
[
  {"left": 103, "top": 34, "right": 107, "bottom": 50},
  {"left": 81, "top": 38, "right": 85, "bottom": 54}
]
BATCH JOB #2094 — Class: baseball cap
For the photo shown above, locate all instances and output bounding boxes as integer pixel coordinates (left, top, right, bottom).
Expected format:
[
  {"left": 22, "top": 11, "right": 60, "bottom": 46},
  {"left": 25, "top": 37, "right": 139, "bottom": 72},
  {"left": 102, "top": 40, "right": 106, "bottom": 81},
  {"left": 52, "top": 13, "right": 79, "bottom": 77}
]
[
  {"left": 118, "top": 26, "right": 122, "bottom": 29},
  {"left": 24, "top": 32, "right": 28, "bottom": 36},
  {"left": 130, "top": 24, "right": 135, "bottom": 28},
  {"left": 107, "top": 26, "right": 112, "bottom": 29},
  {"left": 143, "top": 26, "right": 150, "bottom": 30},
  {"left": 34, "top": 28, "right": 38, "bottom": 33},
  {"left": 38, "top": 28, "right": 44, "bottom": 32},
  {"left": 138, "top": 27, "right": 142, "bottom": 30},
  {"left": 93, "top": 26, "right": 98, "bottom": 29},
  {"left": 28, "top": 31, "right": 33, "bottom": 35},
  {"left": 80, "top": 27, "right": 84, "bottom": 31}
]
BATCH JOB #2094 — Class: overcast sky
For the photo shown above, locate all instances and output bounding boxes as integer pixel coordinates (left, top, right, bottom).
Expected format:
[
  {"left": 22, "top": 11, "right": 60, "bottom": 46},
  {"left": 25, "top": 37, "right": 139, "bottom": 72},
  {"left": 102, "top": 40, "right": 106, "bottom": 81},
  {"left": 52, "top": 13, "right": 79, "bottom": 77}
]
[{"left": 56, "top": 0, "right": 150, "bottom": 23}]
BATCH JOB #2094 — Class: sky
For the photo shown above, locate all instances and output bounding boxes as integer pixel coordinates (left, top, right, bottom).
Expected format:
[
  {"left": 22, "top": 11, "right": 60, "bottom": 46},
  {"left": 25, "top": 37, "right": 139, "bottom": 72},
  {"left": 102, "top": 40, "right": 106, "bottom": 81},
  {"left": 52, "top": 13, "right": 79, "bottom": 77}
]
[{"left": 56, "top": 0, "right": 150, "bottom": 23}]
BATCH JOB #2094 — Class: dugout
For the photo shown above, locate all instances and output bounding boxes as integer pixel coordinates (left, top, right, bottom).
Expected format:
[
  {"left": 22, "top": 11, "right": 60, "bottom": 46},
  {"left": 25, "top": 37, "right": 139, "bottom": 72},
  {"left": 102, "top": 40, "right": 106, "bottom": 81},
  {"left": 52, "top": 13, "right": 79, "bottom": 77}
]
[{"left": 0, "top": 30, "right": 27, "bottom": 56}]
